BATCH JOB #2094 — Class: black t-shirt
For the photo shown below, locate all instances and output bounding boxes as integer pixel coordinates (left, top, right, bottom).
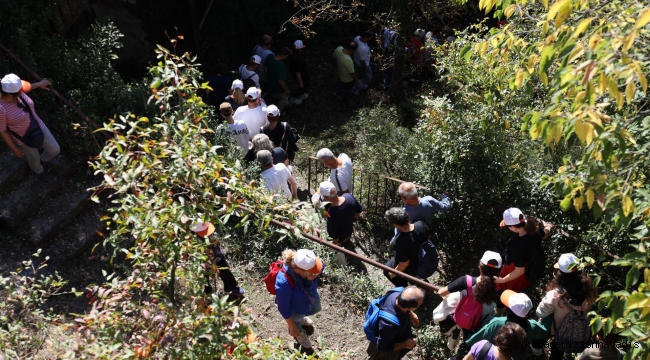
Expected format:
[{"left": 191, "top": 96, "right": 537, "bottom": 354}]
[
  {"left": 447, "top": 275, "right": 478, "bottom": 294},
  {"left": 392, "top": 221, "right": 428, "bottom": 272},
  {"left": 288, "top": 53, "right": 309, "bottom": 82},
  {"left": 505, "top": 228, "right": 545, "bottom": 268},
  {"left": 261, "top": 122, "right": 297, "bottom": 161},
  {"left": 243, "top": 147, "right": 288, "bottom": 164}
]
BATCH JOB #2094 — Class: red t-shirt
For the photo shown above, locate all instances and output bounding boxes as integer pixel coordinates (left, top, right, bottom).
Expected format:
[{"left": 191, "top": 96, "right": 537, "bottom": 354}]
[{"left": 0, "top": 93, "right": 45, "bottom": 146}]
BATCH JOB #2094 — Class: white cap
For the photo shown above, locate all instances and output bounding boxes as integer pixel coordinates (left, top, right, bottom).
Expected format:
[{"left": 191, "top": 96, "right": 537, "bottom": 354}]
[
  {"left": 231, "top": 79, "right": 244, "bottom": 90},
  {"left": 293, "top": 40, "right": 306, "bottom": 49},
  {"left": 480, "top": 251, "right": 502, "bottom": 268},
  {"left": 294, "top": 249, "right": 323, "bottom": 274},
  {"left": 251, "top": 55, "right": 262, "bottom": 64},
  {"left": 501, "top": 290, "right": 533, "bottom": 318},
  {"left": 1, "top": 73, "right": 30, "bottom": 94},
  {"left": 265, "top": 104, "right": 280, "bottom": 117},
  {"left": 555, "top": 253, "right": 579, "bottom": 273},
  {"left": 245, "top": 87, "right": 259, "bottom": 99},
  {"left": 501, "top": 207, "right": 524, "bottom": 227},
  {"left": 414, "top": 29, "right": 425, "bottom": 39},
  {"left": 319, "top": 181, "right": 337, "bottom": 200}
]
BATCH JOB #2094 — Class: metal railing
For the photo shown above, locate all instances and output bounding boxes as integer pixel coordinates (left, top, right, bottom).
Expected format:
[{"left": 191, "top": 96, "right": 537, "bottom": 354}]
[
  {"left": 306, "top": 156, "right": 429, "bottom": 216},
  {"left": 0, "top": 42, "right": 103, "bottom": 155}
]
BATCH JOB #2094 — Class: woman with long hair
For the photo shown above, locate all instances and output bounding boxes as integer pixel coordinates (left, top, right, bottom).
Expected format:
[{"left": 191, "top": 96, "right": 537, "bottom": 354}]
[
  {"left": 537, "top": 253, "right": 596, "bottom": 360},
  {"left": 225, "top": 79, "right": 246, "bottom": 112},
  {"left": 463, "top": 323, "right": 527, "bottom": 360},
  {"left": 274, "top": 248, "right": 324, "bottom": 355}
]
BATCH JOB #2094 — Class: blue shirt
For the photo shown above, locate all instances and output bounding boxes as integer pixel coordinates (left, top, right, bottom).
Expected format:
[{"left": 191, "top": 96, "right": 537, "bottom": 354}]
[
  {"left": 275, "top": 265, "right": 322, "bottom": 319},
  {"left": 393, "top": 194, "right": 450, "bottom": 241},
  {"left": 376, "top": 291, "right": 413, "bottom": 352}
]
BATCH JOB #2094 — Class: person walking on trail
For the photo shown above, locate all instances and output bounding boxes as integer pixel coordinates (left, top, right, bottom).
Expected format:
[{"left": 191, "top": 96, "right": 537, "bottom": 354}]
[
  {"left": 260, "top": 105, "right": 299, "bottom": 163},
  {"left": 252, "top": 34, "right": 274, "bottom": 93},
  {"left": 397, "top": 182, "right": 450, "bottom": 236},
  {"left": 191, "top": 220, "right": 245, "bottom": 297},
  {"left": 288, "top": 40, "right": 310, "bottom": 105},
  {"left": 464, "top": 290, "right": 547, "bottom": 360},
  {"left": 274, "top": 248, "right": 324, "bottom": 356},
  {"left": 332, "top": 41, "right": 361, "bottom": 104},
  {"left": 205, "top": 63, "right": 231, "bottom": 107},
  {"left": 219, "top": 102, "right": 251, "bottom": 157},
  {"left": 258, "top": 150, "right": 298, "bottom": 200},
  {"left": 265, "top": 46, "right": 292, "bottom": 111},
  {"left": 463, "top": 322, "right": 528, "bottom": 360},
  {"left": 233, "top": 87, "right": 268, "bottom": 138},
  {"left": 238, "top": 55, "right": 262, "bottom": 89},
  {"left": 353, "top": 31, "right": 374, "bottom": 92},
  {"left": 367, "top": 286, "right": 424, "bottom": 360},
  {"left": 225, "top": 80, "right": 247, "bottom": 112},
  {"left": 245, "top": 133, "right": 289, "bottom": 166},
  {"left": 0, "top": 74, "right": 59, "bottom": 183},
  {"left": 437, "top": 251, "right": 502, "bottom": 340},
  {"left": 383, "top": 208, "right": 428, "bottom": 287},
  {"left": 381, "top": 27, "right": 398, "bottom": 89},
  {"left": 536, "top": 253, "right": 596, "bottom": 360},
  {"left": 316, "top": 148, "right": 353, "bottom": 195},
  {"left": 318, "top": 181, "right": 365, "bottom": 270}
]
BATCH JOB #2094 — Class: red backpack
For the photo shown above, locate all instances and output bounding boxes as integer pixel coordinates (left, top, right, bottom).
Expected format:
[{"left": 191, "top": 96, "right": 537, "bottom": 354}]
[
  {"left": 453, "top": 275, "right": 483, "bottom": 330},
  {"left": 264, "top": 260, "right": 294, "bottom": 295}
]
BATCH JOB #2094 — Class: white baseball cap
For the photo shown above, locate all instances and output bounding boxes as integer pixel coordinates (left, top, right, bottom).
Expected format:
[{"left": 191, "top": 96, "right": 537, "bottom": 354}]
[
  {"left": 251, "top": 55, "right": 262, "bottom": 64},
  {"left": 231, "top": 79, "right": 244, "bottom": 90},
  {"left": 501, "top": 290, "right": 533, "bottom": 318},
  {"left": 1, "top": 73, "right": 31, "bottom": 94},
  {"left": 555, "top": 253, "right": 579, "bottom": 273},
  {"left": 265, "top": 104, "right": 279, "bottom": 117},
  {"left": 293, "top": 40, "right": 306, "bottom": 49},
  {"left": 245, "top": 87, "right": 259, "bottom": 99},
  {"left": 294, "top": 249, "right": 323, "bottom": 274},
  {"left": 480, "top": 250, "right": 502, "bottom": 269},
  {"left": 500, "top": 207, "right": 524, "bottom": 227},
  {"left": 319, "top": 181, "right": 337, "bottom": 200}
]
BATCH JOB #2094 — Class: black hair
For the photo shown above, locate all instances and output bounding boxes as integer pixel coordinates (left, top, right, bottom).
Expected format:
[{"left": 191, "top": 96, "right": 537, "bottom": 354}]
[
  {"left": 547, "top": 269, "right": 596, "bottom": 306},
  {"left": 361, "top": 31, "right": 374, "bottom": 39},
  {"left": 510, "top": 214, "right": 539, "bottom": 236},
  {"left": 345, "top": 41, "right": 359, "bottom": 51},
  {"left": 384, "top": 207, "right": 410, "bottom": 226},
  {"left": 275, "top": 46, "right": 292, "bottom": 56},
  {"left": 474, "top": 275, "right": 498, "bottom": 304},
  {"left": 494, "top": 322, "right": 527, "bottom": 358},
  {"left": 396, "top": 286, "right": 423, "bottom": 308},
  {"left": 505, "top": 308, "right": 529, "bottom": 328},
  {"left": 479, "top": 262, "right": 501, "bottom": 278}
]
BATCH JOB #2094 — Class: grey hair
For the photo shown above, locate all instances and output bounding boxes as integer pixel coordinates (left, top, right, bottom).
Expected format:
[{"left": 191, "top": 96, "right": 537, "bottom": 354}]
[
  {"left": 397, "top": 285, "right": 425, "bottom": 308},
  {"left": 398, "top": 182, "right": 418, "bottom": 199},
  {"left": 316, "top": 148, "right": 335, "bottom": 162},
  {"left": 257, "top": 150, "right": 273, "bottom": 167},
  {"left": 384, "top": 207, "right": 410, "bottom": 226},
  {"left": 252, "top": 133, "right": 274, "bottom": 152}
]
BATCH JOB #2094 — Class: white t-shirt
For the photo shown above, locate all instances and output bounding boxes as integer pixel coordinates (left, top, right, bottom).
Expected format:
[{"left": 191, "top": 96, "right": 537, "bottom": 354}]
[
  {"left": 239, "top": 64, "right": 261, "bottom": 88},
  {"left": 329, "top": 153, "right": 353, "bottom": 194},
  {"left": 261, "top": 163, "right": 292, "bottom": 199},
  {"left": 233, "top": 105, "right": 268, "bottom": 137},
  {"left": 226, "top": 120, "right": 251, "bottom": 156},
  {"left": 353, "top": 36, "right": 370, "bottom": 67}
]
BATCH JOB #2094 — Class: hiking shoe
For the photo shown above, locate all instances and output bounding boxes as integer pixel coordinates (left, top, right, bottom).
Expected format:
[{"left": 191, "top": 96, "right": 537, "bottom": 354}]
[
  {"left": 302, "top": 317, "right": 314, "bottom": 335},
  {"left": 227, "top": 287, "right": 245, "bottom": 296},
  {"left": 298, "top": 93, "right": 309, "bottom": 100},
  {"left": 36, "top": 171, "right": 54, "bottom": 183},
  {"left": 351, "top": 88, "right": 360, "bottom": 96},
  {"left": 290, "top": 97, "right": 302, "bottom": 105},
  {"left": 360, "top": 83, "right": 368, "bottom": 90},
  {"left": 42, "top": 157, "right": 61, "bottom": 168}
]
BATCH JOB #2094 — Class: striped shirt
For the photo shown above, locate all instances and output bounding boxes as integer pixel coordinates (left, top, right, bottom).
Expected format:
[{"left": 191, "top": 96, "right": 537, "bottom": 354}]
[{"left": 0, "top": 93, "right": 45, "bottom": 146}]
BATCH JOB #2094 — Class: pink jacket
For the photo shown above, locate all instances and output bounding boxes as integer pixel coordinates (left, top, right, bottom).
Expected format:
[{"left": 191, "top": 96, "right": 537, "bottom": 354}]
[{"left": 536, "top": 289, "right": 592, "bottom": 335}]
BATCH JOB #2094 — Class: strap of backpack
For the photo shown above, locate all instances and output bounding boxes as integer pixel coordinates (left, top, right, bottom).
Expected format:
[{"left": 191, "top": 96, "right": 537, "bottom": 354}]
[
  {"left": 477, "top": 341, "right": 493, "bottom": 360},
  {"left": 280, "top": 122, "right": 287, "bottom": 150},
  {"left": 465, "top": 275, "right": 473, "bottom": 297},
  {"left": 240, "top": 64, "right": 254, "bottom": 81},
  {"left": 377, "top": 310, "right": 400, "bottom": 326},
  {"left": 279, "top": 266, "right": 294, "bottom": 288},
  {"left": 334, "top": 169, "right": 343, "bottom": 193}
]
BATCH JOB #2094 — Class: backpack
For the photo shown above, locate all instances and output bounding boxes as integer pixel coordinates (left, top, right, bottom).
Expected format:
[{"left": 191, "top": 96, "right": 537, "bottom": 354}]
[
  {"left": 263, "top": 260, "right": 294, "bottom": 295},
  {"left": 363, "top": 287, "right": 404, "bottom": 342},
  {"left": 525, "top": 233, "right": 546, "bottom": 285},
  {"left": 553, "top": 304, "right": 591, "bottom": 353},
  {"left": 239, "top": 64, "right": 257, "bottom": 90},
  {"left": 416, "top": 239, "right": 438, "bottom": 279},
  {"left": 452, "top": 276, "right": 484, "bottom": 330}
]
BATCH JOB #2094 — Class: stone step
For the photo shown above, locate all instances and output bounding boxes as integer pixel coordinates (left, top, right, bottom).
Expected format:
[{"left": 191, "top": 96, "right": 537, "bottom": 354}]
[
  {"left": 0, "top": 156, "right": 79, "bottom": 229},
  {"left": 15, "top": 176, "right": 98, "bottom": 246},
  {"left": 0, "top": 144, "right": 30, "bottom": 198}
]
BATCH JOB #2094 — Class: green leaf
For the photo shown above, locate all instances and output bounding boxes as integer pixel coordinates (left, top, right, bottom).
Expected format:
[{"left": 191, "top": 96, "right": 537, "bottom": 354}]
[
  {"left": 540, "top": 44, "right": 556, "bottom": 74},
  {"left": 560, "top": 195, "right": 572, "bottom": 211},
  {"left": 590, "top": 316, "right": 603, "bottom": 334},
  {"left": 460, "top": 44, "right": 471, "bottom": 59}
]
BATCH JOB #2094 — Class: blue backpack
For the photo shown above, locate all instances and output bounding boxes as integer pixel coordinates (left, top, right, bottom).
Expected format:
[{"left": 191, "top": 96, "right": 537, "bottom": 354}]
[
  {"left": 416, "top": 239, "right": 439, "bottom": 279},
  {"left": 363, "top": 287, "right": 404, "bottom": 342}
]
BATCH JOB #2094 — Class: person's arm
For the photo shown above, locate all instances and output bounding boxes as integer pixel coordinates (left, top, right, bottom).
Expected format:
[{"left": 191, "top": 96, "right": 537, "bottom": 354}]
[
  {"left": 0, "top": 131, "right": 24, "bottom": 158},
  {"left": 279, "top": 80, "right": 290, "bottom": 95},
  {"left": 30, "top": 79, "right": 51, "bottom": 91},
  {"left": 349, "top": 72, "right": 361, "bottom": 84},
  {"left": 389, "top": 259, "right": 410, "bottom": 279},
  {"left": 295, "top": 72, "right": 304, "bottom": 88},
  {"left": 376, "top": 320, "right": 415, "bottom": 352},
  {"left": 288, "top": 175, "right": 298, "bottom": 200},
  {"left": 541, "top": 221, "right": 553, "bottom": 240},
  {"left": 536, "top": 290, "right": 557, "bottom": 319},
  {"left": 437, "top": 286, "right": 450, "bottom": 297},
  {"left": 494, "top": 266, "right": 525, "bottom": 284},
  {"left": 425, "top": 194, "right": 451, "bottom": 212}
]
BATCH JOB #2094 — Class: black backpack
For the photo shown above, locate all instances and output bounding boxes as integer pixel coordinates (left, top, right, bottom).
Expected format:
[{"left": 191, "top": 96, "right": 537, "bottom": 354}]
[{"left": 526, "top": 233, "right": 546, "bottom": 285}]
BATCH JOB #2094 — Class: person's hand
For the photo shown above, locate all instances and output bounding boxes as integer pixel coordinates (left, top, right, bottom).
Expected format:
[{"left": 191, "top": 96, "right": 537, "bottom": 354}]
[
  {"left": 332, "top": 240, "right": 340, "bottom": 246},
  {"left": 35, "top": 78, "right": 51, "bottom": 90},
  {"left": 542, "top": 220, "right": 554, "bottom": 229},
  {"left": 284, "top": 88, "right": 291, "bottom": 95},
  {"left": 288, "top": 323, "right": 300, "bottom": 338},
  {"left": 410, "top": 311, "right": 420, "bottom": 327},
  {"left": 11, "top": 148, "right": 24, "bottom": 158},
  {"left": 404, "top": 338, "right": 416, "bottom": 349},
  {"left": 355, "top": 79, "right": 361, "bottom": 85},
  {"left": 493, "top": 276, "right": 505, "bottom": 284}
]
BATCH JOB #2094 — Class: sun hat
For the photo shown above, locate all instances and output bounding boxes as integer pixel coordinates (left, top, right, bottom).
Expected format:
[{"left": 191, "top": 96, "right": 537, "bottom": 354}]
[
  {"left": 500, "top": 290, "right": 533, "bottom": 318},
  {"left": 231, "top": 79, "right": 244, "bottom": 90},
  {"left": 294, "top": 249, "right": 323, "bottom": 275},
  {"left": 554, "top": 253, "right": 579, "bottom": 273},
  {"left": 319, "top": 181, "right": 337, "bottom": 200},
  {"left": 245, "top": 87, "right": 259, "bottom": 99},
  {"left": 293, "top": 40, "right": 306, "bottom": 49},
  {"left": 191, "top": 221, "right": 215, "bottom": 237},
  {"left": 265, "top": 104, "right": 280, "bottom": 117},
  {"left": 500, "top": 207, "right": 525, "bottom": 227},
  {"left": 1, "top": 74, "right": 31, "bottom": 94},
  {"left": 480, "top": 250, "right": 503, "bottom": 268},
  {"left": 251, "top": 55, "right": 262, "bottom": 64}
]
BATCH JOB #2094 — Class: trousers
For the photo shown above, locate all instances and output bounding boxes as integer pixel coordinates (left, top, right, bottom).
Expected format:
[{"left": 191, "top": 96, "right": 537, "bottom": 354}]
[{"left": 16, "top": 125, "right": 60, "bottom": 174}]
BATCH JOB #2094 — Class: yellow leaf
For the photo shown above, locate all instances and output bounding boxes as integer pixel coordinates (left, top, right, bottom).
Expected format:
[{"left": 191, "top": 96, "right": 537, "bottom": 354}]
[
  {"left": 540, "top": 72, "right": 548, "bottom": 86},
  {"left": 555, "top": 6, "right": 571, "bottom": 28},
  {"left": 620, "top": 129, "right": 637, "bottom": 145},
  {"left": 515, "top": 69, "right": 526, "bottom": 89},
  {"left": 504, "top": 4, "right": 517, "bottom": 18},
  {"left": 586, "top": 189, "right": 595, "bottom": 209},
  {"left": 609, "top": 77, "right": 619, "bottom": 97},
  {"left": 587, "top": 111, "right": 603, "bottom": 127},
  {"left": 547, "top": 0, "right": 571, "bottom": 21},
  {"left": 626, "top": 80, "right": 635, "bottom": 103},
  {"left": 480, "top": 42, "right": 489, "bottom": 57},
  {"left": 542, "top": 21, "right": 549, "bottom": 35},
  {"left": 589, "top": 34, "right": 602, "bottom": 50},
  {"left": 528, "top": 54, "right": 539, "bottom": 70},
  {"left": 553, "top": 122, "right": 563, "bottom": 143},
  {"left": 575, "top": 91, "right": 586, "bottom": 103},
  {"left": 598, "top": 72, "right": 607, "bottom": 95},
  {"left": 634, "top": 68, "right": 648, "bottom": 94},
  {"left": 568, "top": 44, "right": 585, "bottom": 63},
  {"left": 616, "top": 91, "right": 624, "bottom": 109},
  {"left": 540, "top": 0, "right": 548, "bottom": 10},
  {"left": 611, "top": 154, "right": 619, "bottom": 171},
  {"left": 571, "top": 18, "right": 593, "bottom": 39},
  {"left": 622, "top": 29, "right": 636, "bottom": 53},
  {"left": 574, "top": 196, "right": 584, "bottom": 214},
  {"left": 575, "top": 120, "right": 594, "bottom": 145},
  {"left": 636, "top": 7, "right": 650, "bottom": 28},
  {"left": 622, "top": 195, "right": 635, "bottom": 217},
  {"left": 479, "top": 0, "right": 486, "bottom": 10},
  {"left": 530, "top": 121, "right": 543, "bottom": 140}
]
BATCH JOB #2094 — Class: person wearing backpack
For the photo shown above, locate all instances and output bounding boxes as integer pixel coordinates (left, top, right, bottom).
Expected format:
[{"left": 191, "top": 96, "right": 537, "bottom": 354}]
[
  {"left": 463, "top": 323, "right": 527, "bottom": 360},
  {"left": 465, "top": 290, "right": 548, "bottom": 360},
  {"left": 494, "top": 208, "right": 552, "bottom": 303},
  {"left": 238, "top": 55, "right": 262, "bottom": 89},
  {"left": 260, "top": 105, "right": 299, "bottom": 163},
  {"left": 271, "top": 248, "right": 324, "bottom": 356},
  {"left": 536, "top": 253, "right": 596, "bottom": 359},
  {"left": 317, "top": 148, "right": 354, "bottom": 195},
  {"left": 365, "top": 286, "right": 424, "bottom": 360},
  {"left": 383, "top": 207, "right": 429, "bottom": 287},
  {"left": 437, "top": 251, "right": 502, "bottom": 340}
]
